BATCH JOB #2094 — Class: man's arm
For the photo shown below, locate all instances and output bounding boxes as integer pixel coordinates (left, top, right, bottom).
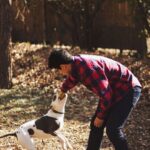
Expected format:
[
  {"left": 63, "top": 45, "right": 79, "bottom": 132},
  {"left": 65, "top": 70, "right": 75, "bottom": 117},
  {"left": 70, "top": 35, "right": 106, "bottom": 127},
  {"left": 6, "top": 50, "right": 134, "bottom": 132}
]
[
  {"left": 88, "top": 67, "right": 113, "bottom": 120},
  {"left": 94, "top": 84, "right": 112, "bottom": 127},
  {"left": 96, "top": 82, "right": 113, "bottom": 119}
]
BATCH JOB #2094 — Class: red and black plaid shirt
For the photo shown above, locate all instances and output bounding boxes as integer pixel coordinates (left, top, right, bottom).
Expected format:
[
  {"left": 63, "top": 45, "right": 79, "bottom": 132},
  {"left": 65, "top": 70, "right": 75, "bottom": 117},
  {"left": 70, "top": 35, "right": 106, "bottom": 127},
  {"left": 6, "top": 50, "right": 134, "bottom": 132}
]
[{"left": 61, "top": 55, "right": 141, "bottom": 119}]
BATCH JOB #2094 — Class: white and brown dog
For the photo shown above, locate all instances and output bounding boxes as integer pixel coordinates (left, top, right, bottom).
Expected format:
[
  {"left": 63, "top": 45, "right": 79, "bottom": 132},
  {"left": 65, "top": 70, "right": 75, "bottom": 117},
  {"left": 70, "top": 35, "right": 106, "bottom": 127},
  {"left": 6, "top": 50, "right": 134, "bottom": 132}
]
[{"left": 0, "top": 92, "right": 72, "bottom": 150}]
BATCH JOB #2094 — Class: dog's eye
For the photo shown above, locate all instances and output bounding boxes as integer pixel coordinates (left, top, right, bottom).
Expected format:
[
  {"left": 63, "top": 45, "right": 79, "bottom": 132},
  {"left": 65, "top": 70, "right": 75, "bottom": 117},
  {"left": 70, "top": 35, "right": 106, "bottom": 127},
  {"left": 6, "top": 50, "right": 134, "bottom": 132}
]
[
  {"left": 50, "top": 105, "right": 52, "bottom": 109},
  {"left": 52, "top": 95, "right": 56, "bottom": 102},
  {"left": 53, "top": 95, "right": 56, "bottom": 100}
]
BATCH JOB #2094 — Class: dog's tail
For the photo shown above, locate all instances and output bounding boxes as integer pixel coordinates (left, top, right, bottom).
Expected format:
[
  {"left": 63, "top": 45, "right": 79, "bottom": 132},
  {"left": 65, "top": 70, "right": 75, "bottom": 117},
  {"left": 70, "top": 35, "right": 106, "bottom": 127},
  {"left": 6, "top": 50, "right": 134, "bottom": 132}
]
[{"left": 0, "top": 132, "right": 17, "bottom": 138}]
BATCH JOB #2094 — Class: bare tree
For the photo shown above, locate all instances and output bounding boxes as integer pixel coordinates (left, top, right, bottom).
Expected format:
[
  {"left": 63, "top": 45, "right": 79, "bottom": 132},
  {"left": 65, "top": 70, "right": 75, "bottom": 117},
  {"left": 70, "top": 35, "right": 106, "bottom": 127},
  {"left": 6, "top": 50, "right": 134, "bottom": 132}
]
[{"left": 0, "top": 0, "right": 12, "bottom": 88}]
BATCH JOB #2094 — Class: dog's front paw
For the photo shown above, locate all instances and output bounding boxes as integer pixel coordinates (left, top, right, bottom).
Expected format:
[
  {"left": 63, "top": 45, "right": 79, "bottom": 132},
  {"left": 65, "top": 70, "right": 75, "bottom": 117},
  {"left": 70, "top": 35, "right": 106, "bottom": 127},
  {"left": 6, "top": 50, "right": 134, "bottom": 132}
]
[
  {"left": 68, "top": 144, "right": 73, "bottom": 150},
  {"left": 66, "top": 140, "right": 73, "bottom": 150}
]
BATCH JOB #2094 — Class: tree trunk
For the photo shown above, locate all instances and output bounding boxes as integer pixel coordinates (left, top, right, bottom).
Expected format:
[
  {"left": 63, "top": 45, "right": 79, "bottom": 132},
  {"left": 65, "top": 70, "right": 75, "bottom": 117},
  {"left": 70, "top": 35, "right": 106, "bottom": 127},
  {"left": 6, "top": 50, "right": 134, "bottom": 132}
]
[
  {"left": 135, "top": 0, "right": 148, "bottom": 58},
  {"left": 42, "top": 0, "right": 47, "bottom": 44},
  {"left": 0, "top": 0, "right": 12, "bottom": 88}
]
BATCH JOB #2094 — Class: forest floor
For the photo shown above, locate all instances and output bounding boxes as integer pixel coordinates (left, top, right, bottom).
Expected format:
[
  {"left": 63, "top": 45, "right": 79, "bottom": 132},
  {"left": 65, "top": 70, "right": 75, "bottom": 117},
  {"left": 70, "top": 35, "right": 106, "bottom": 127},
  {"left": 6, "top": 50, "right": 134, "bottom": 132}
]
[{"left": 0, "top": 43, "right": 149, "bottom": 150}]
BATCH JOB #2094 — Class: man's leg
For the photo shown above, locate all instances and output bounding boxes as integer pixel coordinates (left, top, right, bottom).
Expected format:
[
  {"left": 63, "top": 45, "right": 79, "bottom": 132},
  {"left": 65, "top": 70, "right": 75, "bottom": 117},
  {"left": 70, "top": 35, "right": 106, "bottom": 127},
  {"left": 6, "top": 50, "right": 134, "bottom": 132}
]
[
  {"left": 86, "top": 114, "right": 105, "bottom": 150},
  {"left": 106, "top": 87, "right": 141, "bottom": 150}
]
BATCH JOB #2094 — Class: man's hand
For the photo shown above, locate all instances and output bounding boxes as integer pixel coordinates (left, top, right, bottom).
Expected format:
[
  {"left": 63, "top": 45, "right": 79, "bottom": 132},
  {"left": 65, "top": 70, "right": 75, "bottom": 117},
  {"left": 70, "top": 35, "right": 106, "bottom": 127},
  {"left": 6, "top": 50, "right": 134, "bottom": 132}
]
[{"left": 94, "top": 117, "right": 104, "bottom": 127}]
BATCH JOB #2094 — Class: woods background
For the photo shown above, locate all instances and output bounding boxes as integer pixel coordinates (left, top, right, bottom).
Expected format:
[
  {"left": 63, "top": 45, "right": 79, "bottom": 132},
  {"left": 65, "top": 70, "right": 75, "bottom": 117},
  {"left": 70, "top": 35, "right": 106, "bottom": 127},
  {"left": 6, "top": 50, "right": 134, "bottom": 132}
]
[{"left": 11, "top": 0, "right": 149, "bottom": 56}]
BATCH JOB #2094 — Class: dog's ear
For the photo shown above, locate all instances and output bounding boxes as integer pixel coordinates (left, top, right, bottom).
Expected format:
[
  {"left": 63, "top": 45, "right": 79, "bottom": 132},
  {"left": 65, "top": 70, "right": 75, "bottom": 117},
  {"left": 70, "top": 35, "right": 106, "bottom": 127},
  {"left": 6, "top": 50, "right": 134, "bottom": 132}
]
[
  {"left": 53, "top": 95, "right": 57, "bottom": 100},
  {"left": 51, "top": 94, "right": 57, "bottom": 102},
  {"left": 58, "top": 91, "right": 66, "bottom": 100}
]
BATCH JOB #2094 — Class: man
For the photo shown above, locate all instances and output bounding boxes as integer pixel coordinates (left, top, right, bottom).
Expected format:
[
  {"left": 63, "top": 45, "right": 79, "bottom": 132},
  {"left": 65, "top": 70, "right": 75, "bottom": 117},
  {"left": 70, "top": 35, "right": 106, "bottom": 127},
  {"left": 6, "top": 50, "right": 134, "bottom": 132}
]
[{"left": 48, "top": 48, "right": 142, "bottom": 150}]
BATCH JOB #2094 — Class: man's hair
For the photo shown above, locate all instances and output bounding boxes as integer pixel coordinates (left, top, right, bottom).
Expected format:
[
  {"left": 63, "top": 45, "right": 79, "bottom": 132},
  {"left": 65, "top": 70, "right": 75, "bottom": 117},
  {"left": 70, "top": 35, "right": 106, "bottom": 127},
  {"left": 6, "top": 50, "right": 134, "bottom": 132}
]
[{"left": 48, "top": 48, "right": 73, "bottom": 69}]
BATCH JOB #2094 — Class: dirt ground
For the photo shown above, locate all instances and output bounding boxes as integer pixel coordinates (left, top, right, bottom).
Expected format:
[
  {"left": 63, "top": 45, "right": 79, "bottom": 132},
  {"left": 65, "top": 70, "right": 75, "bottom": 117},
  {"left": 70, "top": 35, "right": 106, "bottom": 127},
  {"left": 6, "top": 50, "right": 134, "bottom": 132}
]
[{"left": 0, "top": 43, "right": 149, "bottom": 150}]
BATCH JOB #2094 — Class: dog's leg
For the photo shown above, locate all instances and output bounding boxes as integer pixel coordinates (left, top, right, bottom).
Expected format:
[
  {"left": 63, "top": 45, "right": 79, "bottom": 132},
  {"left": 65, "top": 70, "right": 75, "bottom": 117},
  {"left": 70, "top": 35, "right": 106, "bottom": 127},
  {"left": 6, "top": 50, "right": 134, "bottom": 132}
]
[
  {"left": 63, "top": 136, "right": 73, "bottom": 150},
  {"left": 17, "top": 128, "right": 36, "bottom": 150},
  {"left": 55, "top": 132, "right": 73, "bottom": 150},
  {"left": 55, "top": 132, "right": 67, "bottom": 150}
]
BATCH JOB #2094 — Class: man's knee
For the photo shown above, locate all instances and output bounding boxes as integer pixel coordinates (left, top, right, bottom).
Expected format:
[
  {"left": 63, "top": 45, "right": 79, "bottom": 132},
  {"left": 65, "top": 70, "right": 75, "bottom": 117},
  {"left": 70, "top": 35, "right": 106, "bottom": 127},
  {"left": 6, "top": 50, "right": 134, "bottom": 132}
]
[{"left": 106, "top": 127, "right": 124, "bottom": 141}]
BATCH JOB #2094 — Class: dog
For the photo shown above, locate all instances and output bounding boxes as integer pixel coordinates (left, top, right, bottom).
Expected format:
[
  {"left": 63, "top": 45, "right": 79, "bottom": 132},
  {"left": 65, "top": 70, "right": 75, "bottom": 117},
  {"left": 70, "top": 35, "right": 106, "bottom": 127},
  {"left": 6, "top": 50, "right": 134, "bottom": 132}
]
[{"left": 0, "top": 92, "right": 72, "bottom": 150}]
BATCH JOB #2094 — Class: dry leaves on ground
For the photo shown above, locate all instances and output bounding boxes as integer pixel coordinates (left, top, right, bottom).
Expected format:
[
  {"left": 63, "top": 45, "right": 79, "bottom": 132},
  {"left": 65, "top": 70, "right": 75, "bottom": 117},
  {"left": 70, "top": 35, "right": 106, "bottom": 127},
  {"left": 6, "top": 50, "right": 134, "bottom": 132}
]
[{"left": 0, "top": 43, "right": 149, "bottom": 150}]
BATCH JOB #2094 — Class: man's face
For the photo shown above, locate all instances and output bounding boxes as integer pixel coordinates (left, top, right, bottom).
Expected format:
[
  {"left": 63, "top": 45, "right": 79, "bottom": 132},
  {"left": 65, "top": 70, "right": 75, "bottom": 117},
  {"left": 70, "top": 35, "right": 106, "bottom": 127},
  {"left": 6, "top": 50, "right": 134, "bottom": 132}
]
[{"left": 59, "top": 64, "right": 71, "bottom": 77}]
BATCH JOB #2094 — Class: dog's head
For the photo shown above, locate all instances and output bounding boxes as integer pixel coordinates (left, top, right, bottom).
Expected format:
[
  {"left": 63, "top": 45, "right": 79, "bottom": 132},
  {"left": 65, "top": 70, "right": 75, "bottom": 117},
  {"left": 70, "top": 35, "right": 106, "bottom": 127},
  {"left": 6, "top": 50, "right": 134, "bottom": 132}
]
[{"left": 50, "top": 91, "right": 68, "bottom": 113}]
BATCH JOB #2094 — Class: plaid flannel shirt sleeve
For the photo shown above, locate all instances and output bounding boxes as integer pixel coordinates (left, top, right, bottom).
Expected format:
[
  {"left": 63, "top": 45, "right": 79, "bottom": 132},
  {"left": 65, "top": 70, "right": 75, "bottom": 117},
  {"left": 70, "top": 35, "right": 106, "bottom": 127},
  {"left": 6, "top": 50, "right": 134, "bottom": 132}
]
[
  {"left": 90, "top": 67, "right": 113, "bottom": 120},
  {"left": 96, "top": 80, "right": 112, "bottom": 120}
]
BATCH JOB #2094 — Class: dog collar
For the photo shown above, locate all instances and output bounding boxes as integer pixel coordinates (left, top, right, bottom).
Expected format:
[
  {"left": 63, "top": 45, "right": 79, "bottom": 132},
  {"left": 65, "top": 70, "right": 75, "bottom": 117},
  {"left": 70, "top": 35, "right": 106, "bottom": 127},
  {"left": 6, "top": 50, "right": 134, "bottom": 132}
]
[{"left": 51, "top": 108, "right": 64, "bottom": 114}]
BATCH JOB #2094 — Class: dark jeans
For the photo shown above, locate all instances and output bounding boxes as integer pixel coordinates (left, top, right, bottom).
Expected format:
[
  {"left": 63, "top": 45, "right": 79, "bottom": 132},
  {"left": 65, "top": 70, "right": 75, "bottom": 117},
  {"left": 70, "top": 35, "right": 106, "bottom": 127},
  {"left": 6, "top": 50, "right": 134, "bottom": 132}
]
[{"left": 86, "top": 86, "right": 141, "bottom": 150}]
